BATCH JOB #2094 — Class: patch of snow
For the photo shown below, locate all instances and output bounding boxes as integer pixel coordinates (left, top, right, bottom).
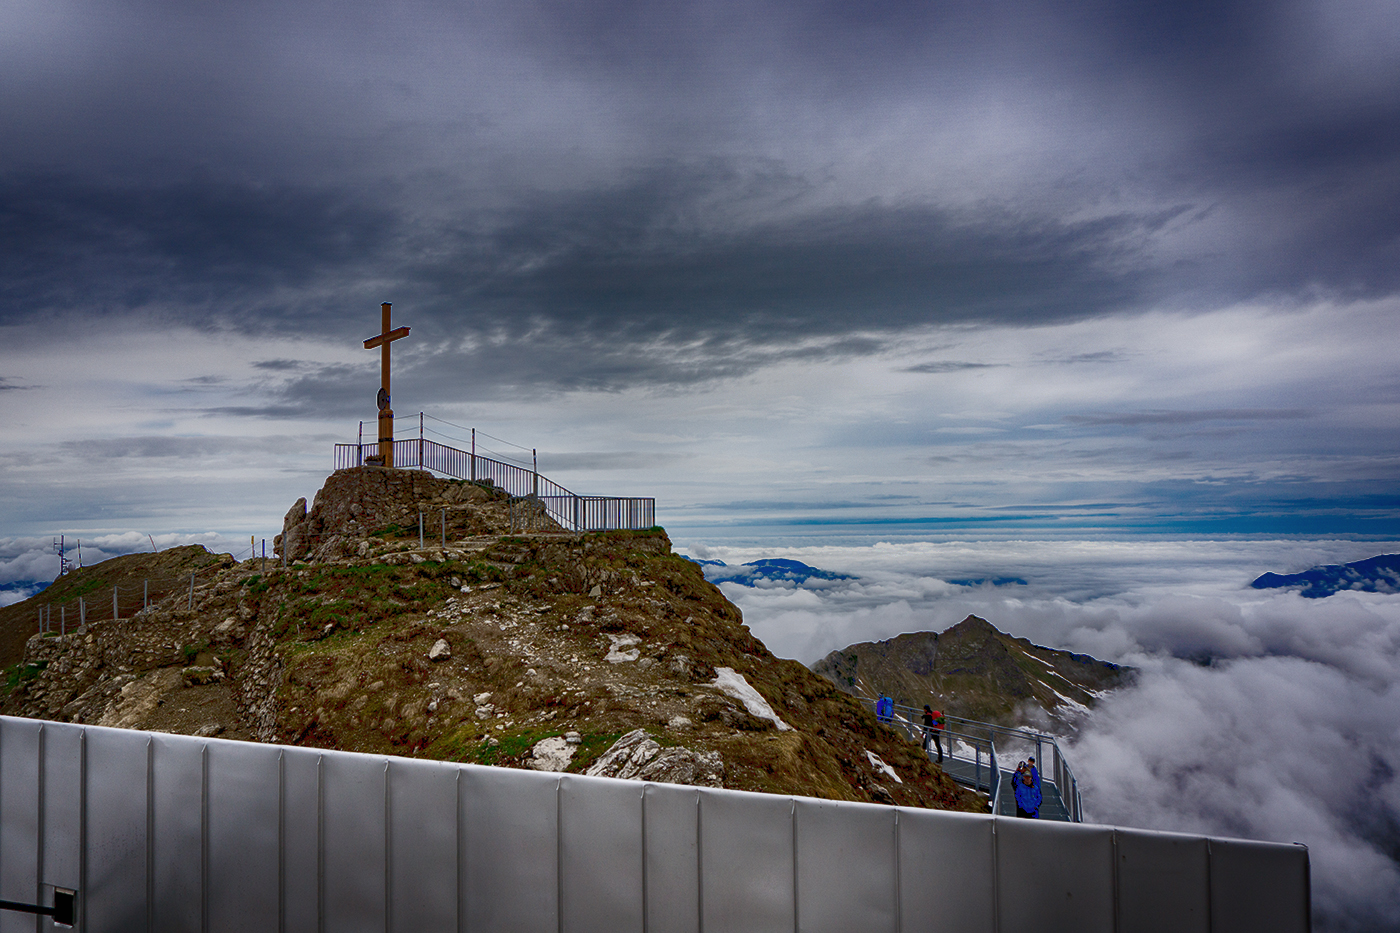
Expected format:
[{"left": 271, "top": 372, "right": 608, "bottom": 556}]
[
  {"left": 1041, "top": 683, "right": 1091, "bottom": 715},
  {"left": 710, "top": 667, "right": 792, "bottom": 731},
  {"left": 864, "top": 750, "right": 903, "bottom": 784}
]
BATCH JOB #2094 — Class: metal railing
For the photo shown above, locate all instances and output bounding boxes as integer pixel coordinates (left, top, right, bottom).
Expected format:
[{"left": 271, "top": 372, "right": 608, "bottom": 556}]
[
  {"left": 333, "top": 438, "right": 655, "bottom": 533},
  {"left": 865, "top": 700, "right": 1083, "bottom": 822}
]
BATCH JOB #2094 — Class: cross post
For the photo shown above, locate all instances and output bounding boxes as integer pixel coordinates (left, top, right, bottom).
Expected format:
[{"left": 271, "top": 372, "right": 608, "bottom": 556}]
[{"left": 363, "top": 302, "right": 411, "bottom": 467}]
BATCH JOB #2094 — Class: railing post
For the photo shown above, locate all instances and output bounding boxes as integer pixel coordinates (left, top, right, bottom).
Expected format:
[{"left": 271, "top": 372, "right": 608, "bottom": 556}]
[
  {"left": 144, "top": 579, "right": 148, "bottom": 611},
  {"left": 113, "top": 586, "right": 118, "bottom": 621},
  {"left": 471, "top": 429, "right": 476, "bottom": 481},
  {"left": 189, "top": 573, "right": 195, "bottom": 609},
  {"left": 532, "top": 448, "right": 538, "bottom": 498},
  {"left": 418, "top": 510, "right": 424, "bottom": 549},
  {"left": 441, "top": 509, "right": 446, "bottom": 548}
]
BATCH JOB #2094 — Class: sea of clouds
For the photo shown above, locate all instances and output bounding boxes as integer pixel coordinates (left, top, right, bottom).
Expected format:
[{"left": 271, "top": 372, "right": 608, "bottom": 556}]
[
  {"left": 679, "top": 536, "right": 1400, "bottom": 933},
  {"left": 0, "top": 532, "right": 250, "bottom": 607}
]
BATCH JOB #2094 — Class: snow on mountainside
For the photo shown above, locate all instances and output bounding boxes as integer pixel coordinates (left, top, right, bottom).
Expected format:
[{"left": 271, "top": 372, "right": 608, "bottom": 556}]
[{"left": 1251, "top": 553, "right": 1400, "bottom": 598}]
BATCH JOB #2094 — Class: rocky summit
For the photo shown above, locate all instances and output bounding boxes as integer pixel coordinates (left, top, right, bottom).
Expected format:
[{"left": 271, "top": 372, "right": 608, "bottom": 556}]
[
  {"left": 1, "top": 467, "right": 979, "bottom": 812},
  {"left": 811, "top": 615, "right": 1132, "bottom": 733}
]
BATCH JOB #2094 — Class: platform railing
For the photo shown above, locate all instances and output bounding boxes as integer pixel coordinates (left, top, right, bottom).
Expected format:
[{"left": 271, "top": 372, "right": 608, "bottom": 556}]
[
  {"left": 334, "top": 439, "right": 655, "bottom": 533},
  {"left": 864, "top": 699, "right": 1082, "bottom": 822}
]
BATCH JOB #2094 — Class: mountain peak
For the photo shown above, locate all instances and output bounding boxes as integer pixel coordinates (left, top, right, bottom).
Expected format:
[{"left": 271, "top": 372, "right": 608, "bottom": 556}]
[
  {"left": 1, "top": 468, "right": 981, "bottom": 812},
  {"left": 811, "top": 614, "right": 1130, "bottom": 731}
]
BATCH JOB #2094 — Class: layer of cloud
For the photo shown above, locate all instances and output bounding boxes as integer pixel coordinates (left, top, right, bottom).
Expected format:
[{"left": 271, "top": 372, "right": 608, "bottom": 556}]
[{"left": 679, "top": 536, "right": 1400, "bottom": 931}]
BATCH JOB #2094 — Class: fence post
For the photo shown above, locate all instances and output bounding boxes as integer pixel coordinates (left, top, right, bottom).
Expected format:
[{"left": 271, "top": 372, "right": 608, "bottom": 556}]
[
  {"left": 418, "top": 511, "right": 424, "bottom": 549},
  {"left": 532, "top": 449, "right": 538, "bottom": 498},
  {"left": 440, "top": 510, "right": 446, "bottom": 548},
  {"left": 79, "top": 598, "right": 85, "bottom": 627},
  {"left": 189, "top": 573, "right": 195, "bottom": 609},
  {"left": 358, "top": 421, "right": 364, "bottom": 465},
  {"left": 471, "top": 429, "right": 476, "bottom": 481},
  {"left": 113, "top": 586, "right": 118, "bottom": 621},
  {"left": 419, "top": 412, "right": 424, "bottom": 467},
  {"left": 60, "top": 606, "right": 65, "bottom": 636},
  {"left": 144, "top": 579, "right": 148, "bottom": 611}
]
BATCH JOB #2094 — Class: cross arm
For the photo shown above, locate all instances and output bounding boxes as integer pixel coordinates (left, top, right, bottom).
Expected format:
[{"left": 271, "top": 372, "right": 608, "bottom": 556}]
[{"left": 363, "top": 326, "right": 411, "bottom": 349}]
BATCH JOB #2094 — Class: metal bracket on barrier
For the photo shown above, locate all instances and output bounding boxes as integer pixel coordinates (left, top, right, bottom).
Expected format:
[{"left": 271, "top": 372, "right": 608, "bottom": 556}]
[{"left": 0, "top": 888, "right": 76, "bottom": 926}]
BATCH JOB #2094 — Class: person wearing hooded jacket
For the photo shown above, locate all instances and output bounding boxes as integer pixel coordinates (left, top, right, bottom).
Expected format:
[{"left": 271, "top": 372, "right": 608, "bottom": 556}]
[{"left": 1013, "top": 761, "right": 1042, "bottom": 818}]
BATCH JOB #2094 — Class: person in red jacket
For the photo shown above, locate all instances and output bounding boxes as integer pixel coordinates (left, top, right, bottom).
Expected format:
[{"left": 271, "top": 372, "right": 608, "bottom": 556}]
[{"left": 922, "top": 705, "right": 945, "bottom": 763}]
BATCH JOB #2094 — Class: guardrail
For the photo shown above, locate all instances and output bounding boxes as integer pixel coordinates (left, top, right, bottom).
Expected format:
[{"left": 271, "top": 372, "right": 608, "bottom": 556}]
[
  {"left": 865, "top": 700, "right": 1083, "bottom": 822},
  {"left": 333, "top": 438, "right": 655, "bottom": 533}
]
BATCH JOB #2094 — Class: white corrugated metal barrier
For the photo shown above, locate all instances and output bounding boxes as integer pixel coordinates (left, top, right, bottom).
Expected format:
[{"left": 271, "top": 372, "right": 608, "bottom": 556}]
[{"left": 0, "top": 716, "right": 1308, "bottom": 932}]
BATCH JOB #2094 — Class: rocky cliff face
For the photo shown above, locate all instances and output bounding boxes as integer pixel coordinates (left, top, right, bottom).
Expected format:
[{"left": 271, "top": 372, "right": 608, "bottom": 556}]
[
  {"left": 811, "top": 615, "right": 1132, "bottom": 732},
  {"left": 2, "top": 468, "right": 979, "bottom": 813}
]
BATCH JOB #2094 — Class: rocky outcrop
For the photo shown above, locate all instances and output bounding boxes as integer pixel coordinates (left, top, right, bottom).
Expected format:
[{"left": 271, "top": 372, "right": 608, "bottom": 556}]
[
  {"left": 585, "top": 729, "right": 724, "bottom": 786},
  {"left": 276, "top": 467, "right": 555, "bottom": 563}
]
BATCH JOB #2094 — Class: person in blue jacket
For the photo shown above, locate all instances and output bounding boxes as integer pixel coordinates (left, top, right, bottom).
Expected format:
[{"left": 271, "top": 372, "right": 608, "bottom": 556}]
[
  {"left": 876, "top": 695, "right": 894, "bottom": 722},
  {"left": 1013, "top": 760, "right": 1041, "bottom": 818}
]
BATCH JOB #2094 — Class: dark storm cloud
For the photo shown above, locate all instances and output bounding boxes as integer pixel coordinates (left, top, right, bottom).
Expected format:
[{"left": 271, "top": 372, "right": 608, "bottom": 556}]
[
  {"left": 901, "top": 361, "right": 1004, "bottom": 374},
  {"left": 416, "top": 170, "right": 1163, "bottom": 337},
  {"left": 0, "top": 173, "right": 397, "bottom": 329},
  {"left": 2, "top": 0, "right": 1397, "bottom": 368}
]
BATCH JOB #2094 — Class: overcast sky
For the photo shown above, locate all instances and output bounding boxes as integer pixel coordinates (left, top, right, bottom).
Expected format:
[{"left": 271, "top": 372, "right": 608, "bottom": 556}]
[{"left": 2, "top": 0, "right": 1398, "bottom": 544}]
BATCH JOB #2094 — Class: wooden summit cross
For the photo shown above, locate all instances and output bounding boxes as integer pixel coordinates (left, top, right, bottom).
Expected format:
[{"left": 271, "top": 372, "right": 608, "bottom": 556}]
[{"left": 363, "top": 302, "right": 410, "bottom": 467}]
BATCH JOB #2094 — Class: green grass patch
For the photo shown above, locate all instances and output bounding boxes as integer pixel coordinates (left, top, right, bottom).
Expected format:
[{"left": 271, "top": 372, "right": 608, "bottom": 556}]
[
  {"left": 1, "top": 660, "right": 48, "bottom": 696},
  {"left": 567, "top": 731, "right": 625, "bottom": 772}
]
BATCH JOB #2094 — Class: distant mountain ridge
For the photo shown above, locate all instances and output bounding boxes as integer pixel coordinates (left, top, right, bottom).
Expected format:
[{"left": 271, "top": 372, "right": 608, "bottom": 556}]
[
  {"left": 811, "top": 615, "right": 1131, "bottom": 733},
  {"left": 1251, "top": 553, "right": 1400, "bottom": 598},
  {"left": 686, "top": 557, "right": 855, "bottom": 587}
]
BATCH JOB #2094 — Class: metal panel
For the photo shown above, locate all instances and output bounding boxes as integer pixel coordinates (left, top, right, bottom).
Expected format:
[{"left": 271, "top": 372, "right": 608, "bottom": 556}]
[
  {"left": 995, "top": 818, "right": 1114, "bottom": 933},
  {"left": 559, "top": 774, "right": 644, "bottom": 933},
  {"left": 1209, "top": 838, "right": 1310, "bottom": 933},
  {"left": 1115, "top": 827, "right": 1209, "bottom": 933},
  {"left": 0, "top": 718, "right": 1318, "bottom": 933},
  {"left": 794, "top": 797, "right": 896, "bottom": 933},
  {"left": 150, "top": 732, "right": 205, "bottom": 933},
  {"left": 40, "top": 721, "right": 83, "bottom": 893},
  {"left": 206, "top": 739, "right": 281, "bottom": 932},
  {"left": 387, "top": 757, "right": 458, "bottom": 933},
  {"left": 319, "top": 750, "right": 387, "bottom": 933},
  {"left": 0, "top": 719, "right": 41, "bottom": 933},
  {"left": 641, "top": 783, "right": 700, "bottom": 933},
  {"left": 84, "top": 725, "right": 151, "bottom": 932},
  {"left": 699, "top": 788, "right": 794, "bottom": 933},
  {"left": 460, "top": 763, "right": 559, "bottom": 932},
  {"left": 896, "top": 808, "right": 995, "bottom": 933},
  {"left": 280, "top": 747, "right": 321, "bottom": 933}
]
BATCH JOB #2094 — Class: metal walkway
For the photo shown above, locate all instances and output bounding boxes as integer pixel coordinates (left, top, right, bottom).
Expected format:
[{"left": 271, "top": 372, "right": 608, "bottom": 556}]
[{"left": 864, "top": 700, "right": 1083, "bottom": 822}]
